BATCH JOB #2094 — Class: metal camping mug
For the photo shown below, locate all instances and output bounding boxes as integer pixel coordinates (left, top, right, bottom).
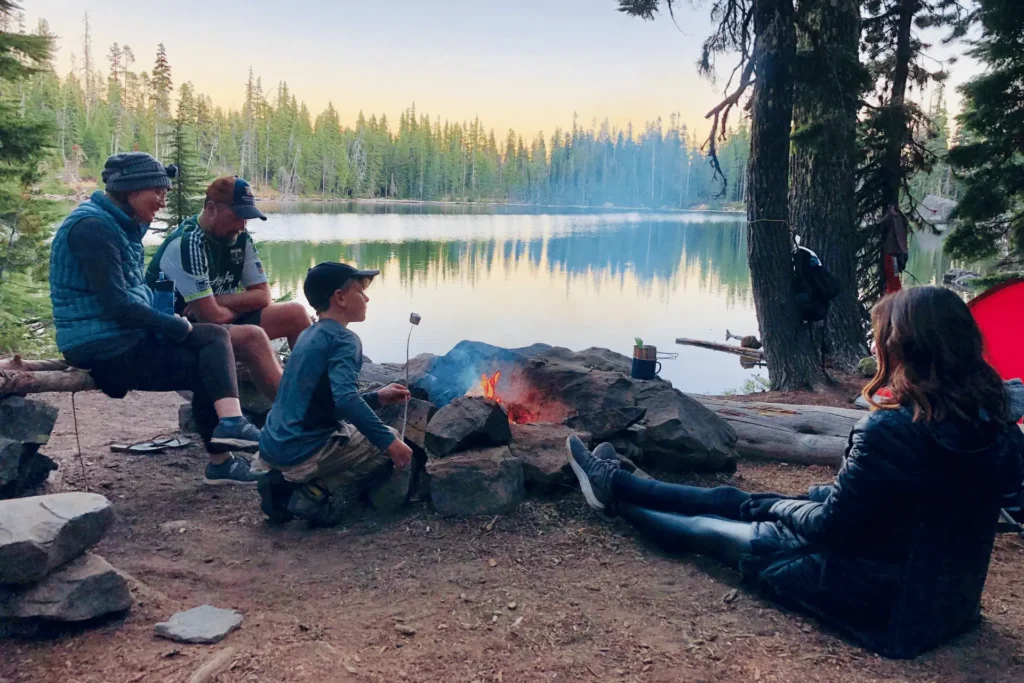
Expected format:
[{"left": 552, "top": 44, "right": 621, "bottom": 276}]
[{"left": 631, "top": 345, "right": 662, "bottom": 380}]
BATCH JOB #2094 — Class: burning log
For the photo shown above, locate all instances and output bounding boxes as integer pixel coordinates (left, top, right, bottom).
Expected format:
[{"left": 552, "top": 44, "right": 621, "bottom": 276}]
[
  {"left": 693, "top": 398, "right": 862, "bottom": 467},
  {"left": 676, "top": 338, "right": 766, "bottom": 361}
]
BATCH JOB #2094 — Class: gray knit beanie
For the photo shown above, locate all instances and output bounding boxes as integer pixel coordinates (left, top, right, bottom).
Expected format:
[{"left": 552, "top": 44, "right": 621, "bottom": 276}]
[{"left": 101, "top": 152, "right": 177, "bottom": 193}]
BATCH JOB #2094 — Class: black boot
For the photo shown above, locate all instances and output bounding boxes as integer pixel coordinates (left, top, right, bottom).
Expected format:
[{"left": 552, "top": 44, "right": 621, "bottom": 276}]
[{"left": 258, "top": 469, "right": 297, "bottom": 524}]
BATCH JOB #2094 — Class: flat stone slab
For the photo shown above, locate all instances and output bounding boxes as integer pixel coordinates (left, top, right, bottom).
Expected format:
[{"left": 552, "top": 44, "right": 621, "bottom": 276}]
[
  {"left": 0, "top": 553, "right": 132, "bottom": 622},
  {"left": 155, "top": 604, "right": 243, "bottom": 644},
  {"left": 0, "top": 492, "right": 115, "bottom": 585}
]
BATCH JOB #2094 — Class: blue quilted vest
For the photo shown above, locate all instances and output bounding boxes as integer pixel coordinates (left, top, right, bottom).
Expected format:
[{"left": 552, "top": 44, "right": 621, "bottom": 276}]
[{"left": 50, "top": 191, "right": 153, "bottom": 357}]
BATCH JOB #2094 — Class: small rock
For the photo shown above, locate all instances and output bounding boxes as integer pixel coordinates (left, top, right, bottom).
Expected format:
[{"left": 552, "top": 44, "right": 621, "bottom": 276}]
[
  {"left": 394, "top": 623, "right": 416, "bottom": 636},
  {"left": 425, "top": 397, "right": 512, "bottom": 457},
  {"left": 0, "top": 553, "right": 132, "bottom": 622},
  {"left": 155, "top": 605, "right": 244, "bottom": 644},
  {"left": 857, "top": 356, "right": 878, "bottom": 378},
  {"left": 722, "top": 589, "right": 739, "bottom": 604},
  {"left": 160, "top": 520, "right": 191, "bottom": 534},
  {"left": 488, "top": 558, "right": 498, "bottom": 567},
  {"left": 507, "top": 602, "right": 517, "bottom": 611},
  {"left": 426, "top": 446, "right": 524, "bottom": 517},
  {"left": 0, "top": 492, "right": 115, "bottom": 585}
]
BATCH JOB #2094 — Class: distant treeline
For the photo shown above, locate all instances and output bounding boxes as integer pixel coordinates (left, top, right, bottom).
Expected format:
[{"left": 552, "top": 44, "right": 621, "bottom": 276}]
[{"left": 10, "top": 14, "right": 750, "bottom": 207}]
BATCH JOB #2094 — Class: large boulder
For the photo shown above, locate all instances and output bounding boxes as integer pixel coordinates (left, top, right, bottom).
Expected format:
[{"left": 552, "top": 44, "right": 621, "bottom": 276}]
[
  {"left": 634, "top": 381, "right": 738, "bottom": 471},
  {"left": 518, "top": 356, "right": 636, "bottom": 417},
  {"left": 563, "top": 406, "right": 646, "bottom": 442},
  {"left": 508, "top": 423, "right": 582, "bottom": 491},
  {"left": 0, "top": 396, "right": 59, "bottom": 498},
  {"left": 0, "top": 493, "right": 115, "bottom": 585},
  {"left": 0, "top": 553, "right": 132, "bottom": 622},
  {"left": 425, "top": 396, "right": 512, "bottom": 457},
  {"left": 426, "top": 446, "right": 524, "bottom": 516}
]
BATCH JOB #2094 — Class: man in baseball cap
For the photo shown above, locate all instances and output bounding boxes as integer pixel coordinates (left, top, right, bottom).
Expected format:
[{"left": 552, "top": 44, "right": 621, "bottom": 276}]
[
  {"left": 147, "top": 176, "right": 311, "bottom": 401},
  {"left": 256, "top": 261, "right": 413, "bottom": 527}
]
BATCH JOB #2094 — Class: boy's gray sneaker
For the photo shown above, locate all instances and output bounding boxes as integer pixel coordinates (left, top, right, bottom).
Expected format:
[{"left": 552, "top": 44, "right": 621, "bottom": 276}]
[
  {"left": 286, "top": 484, "right": 345, "bottom": 528},
  {"left": 209, "top": 418, "right": 261, "bottom": 452},
  {"left": 203, "top": 454, "right": 264, "bottom": 486}
]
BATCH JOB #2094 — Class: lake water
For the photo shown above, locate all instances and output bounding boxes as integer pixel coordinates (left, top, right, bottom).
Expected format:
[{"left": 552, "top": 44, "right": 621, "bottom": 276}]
[{"left": 241, "top": 202, "right": 954, "bottom": 395}]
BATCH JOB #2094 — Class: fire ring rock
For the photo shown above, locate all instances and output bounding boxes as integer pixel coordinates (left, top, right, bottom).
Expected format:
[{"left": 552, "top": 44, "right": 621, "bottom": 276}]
[
  {"left": 0, "top": 492, "right": 115, "bottom": 585},
  {"left": 426, "top": 446, "right": 524, "bottom": 516},
  {"left": 425, "top": 396, "right": 512, "bottom": 458},
  {"left": 0, "top": 553, "right": 132, "bottom": 622}
]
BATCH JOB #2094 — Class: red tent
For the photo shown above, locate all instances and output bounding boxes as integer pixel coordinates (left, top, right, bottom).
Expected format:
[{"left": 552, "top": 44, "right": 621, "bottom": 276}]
[{"left": 968, "top": 279, "right": 1024, "bottom": 382}]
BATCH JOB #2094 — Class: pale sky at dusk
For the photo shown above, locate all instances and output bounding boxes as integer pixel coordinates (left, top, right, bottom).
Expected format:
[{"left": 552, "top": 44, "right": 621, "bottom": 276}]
[{"left": 26, "top": 1, "right": 976, "bottom": 138}]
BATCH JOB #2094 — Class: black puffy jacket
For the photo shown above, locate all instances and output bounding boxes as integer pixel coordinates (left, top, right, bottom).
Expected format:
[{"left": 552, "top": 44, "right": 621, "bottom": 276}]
[{"left": 743, "top": 405, "right": 1024, "bottom": 657}]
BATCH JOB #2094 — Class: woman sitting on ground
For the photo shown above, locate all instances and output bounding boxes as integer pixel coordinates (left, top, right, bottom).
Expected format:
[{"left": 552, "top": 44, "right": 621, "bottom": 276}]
[
  {"left": 566, "top": 285, "right": 1024, "bottom": 657},
  {"left": 49, "top": 152, "right": 264, "bottom": 485}
]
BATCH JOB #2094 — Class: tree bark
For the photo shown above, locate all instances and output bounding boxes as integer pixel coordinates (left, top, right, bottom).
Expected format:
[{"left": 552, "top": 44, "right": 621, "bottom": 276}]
[
  {"left": 695, "top": 397, "right": 859, "bottom": 466},
  {"left": 0, "top": 368, "right": 97, "bottom": 396},
  {"left": 882, "top": 0, "right": 918, "bottom": 210},
  {"left": 789, "top": 0, "right": 867, "bottom": 371},
  {"left": 747, "top": 0, "right": 827, "bottom": 391}
]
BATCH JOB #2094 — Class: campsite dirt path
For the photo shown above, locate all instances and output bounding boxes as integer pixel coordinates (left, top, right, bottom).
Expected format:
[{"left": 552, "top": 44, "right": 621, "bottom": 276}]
[{"left": 1, "top": 390, "right": 1023, "bottom": 683}]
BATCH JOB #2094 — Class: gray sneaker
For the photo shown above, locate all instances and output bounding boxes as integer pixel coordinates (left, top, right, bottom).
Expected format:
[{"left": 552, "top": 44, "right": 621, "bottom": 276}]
[
  {"left": 566, "top": 435, "right": 620, "bottom": 511},
  {"left": 209, "top": 418, "right": 261, "bottom": 452},
  {"left": 203, "top": 454, "right": 264, "bottom": 486}
]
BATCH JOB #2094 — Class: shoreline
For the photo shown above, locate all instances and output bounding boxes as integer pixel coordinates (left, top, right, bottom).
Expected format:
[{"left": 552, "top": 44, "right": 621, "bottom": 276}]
[{"left": 257, "top": 196, "right": 747, "bottom": 214}]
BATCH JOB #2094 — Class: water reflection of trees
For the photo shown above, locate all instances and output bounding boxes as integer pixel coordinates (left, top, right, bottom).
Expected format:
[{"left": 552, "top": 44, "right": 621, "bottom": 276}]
[{"left": 256, "top": 220, "right": 754, "bottom": 304}]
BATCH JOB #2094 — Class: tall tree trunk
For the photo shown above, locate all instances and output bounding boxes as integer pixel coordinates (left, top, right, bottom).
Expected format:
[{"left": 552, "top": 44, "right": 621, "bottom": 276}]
[
  {"left": 789, "top": 0, "right": 866, "bottom": 371},
  {"left": 748, "top": 0, "right": 826, "bottom": 391},
  {"left": 882, "top": 0, "right": 918, "bottom": 210}
]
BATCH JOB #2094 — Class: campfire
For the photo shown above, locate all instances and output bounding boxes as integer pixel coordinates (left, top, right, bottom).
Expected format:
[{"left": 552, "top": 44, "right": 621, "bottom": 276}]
[{"left": 469, "top": 370, "right": 556, "bottom": 425}]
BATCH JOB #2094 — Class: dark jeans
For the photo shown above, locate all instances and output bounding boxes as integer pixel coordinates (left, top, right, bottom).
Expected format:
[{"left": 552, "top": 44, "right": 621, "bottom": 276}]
[
  {"left": 611, "top": 470, "right": 758, "bottom": 568},
  {"left": 75, "top": 325, "right": 238, "bottom": 449}
]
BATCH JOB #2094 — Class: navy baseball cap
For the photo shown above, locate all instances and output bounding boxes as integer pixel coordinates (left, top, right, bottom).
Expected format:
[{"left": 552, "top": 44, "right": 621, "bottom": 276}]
[
  {"left": 206, "top": 176, "right": 267, "bottom": 221},
  {"left": 303, "top": 262, "right": 380, "bottom": 311}
]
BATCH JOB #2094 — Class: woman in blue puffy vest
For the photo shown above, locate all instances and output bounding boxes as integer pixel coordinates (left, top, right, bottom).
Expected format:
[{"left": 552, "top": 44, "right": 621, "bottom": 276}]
[
  {"left": 566, "top": 286, "right": 1024, "bottom": 658},
  {"left": 50, "top": 152, "right": 265, "bottom": 486}
]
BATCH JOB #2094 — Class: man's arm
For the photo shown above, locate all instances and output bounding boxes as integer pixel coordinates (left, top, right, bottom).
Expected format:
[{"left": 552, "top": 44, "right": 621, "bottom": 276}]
[{"left": 213, "top": 283, "right": 272, "bottom": 315}]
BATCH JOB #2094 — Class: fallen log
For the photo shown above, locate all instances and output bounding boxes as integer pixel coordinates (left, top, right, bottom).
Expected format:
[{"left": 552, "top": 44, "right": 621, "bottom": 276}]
[
  {"left": 0, "top": 356, "right": 72, "bottom": 371},
  {"left": 0, "top": 367, "right": 96, "bottom": 396},
  {"left": 676, "top": 338, "right": 766, "bottom": 361},
  {"left": 693, "top": 397, "right": 864, "bottom": 467}
]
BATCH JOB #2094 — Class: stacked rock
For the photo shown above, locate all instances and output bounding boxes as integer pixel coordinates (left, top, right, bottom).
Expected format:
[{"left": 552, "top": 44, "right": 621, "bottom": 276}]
[
  {"left": 0, "top": 396, "right": 59, "bottom": 499},
  {"left": 0, "top": 493, "right": 132, "bottom": 631}
]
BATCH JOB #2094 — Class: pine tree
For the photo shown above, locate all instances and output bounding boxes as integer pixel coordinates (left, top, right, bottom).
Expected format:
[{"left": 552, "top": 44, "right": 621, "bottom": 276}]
[
  {"left": 946, "top": 0, "right": 1024, "bottom": 272},
  {"left": 0, "top": 0, "right": 58, "bottom": 352},
  {"left": 150, "top": 43, "right": 171, "bottom": 160},
  {"left": 165, "top": 83, "right": 205, "bottom": 228}
]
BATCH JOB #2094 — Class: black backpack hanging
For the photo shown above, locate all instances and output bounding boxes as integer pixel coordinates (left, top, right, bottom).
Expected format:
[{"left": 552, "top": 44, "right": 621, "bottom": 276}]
[{"left": 792, "top": 245, "right": 840, "bottom": 322}]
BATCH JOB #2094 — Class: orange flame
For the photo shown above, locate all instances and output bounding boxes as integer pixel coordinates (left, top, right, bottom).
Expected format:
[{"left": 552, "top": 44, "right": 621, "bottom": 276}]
[{"left": 480, "top": 371, "right": 502, "bottom": 402}]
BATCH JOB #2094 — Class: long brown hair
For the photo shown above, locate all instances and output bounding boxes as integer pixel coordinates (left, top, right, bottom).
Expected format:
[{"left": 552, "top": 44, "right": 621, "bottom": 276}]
[{"left": 863, "top": 286, "right": 1008, "bottom": 422}]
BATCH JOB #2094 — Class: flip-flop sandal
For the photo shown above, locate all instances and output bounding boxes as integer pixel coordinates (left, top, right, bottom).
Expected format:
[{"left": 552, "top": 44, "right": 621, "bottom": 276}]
[
  {"left": 110, "top": 442, "right": 166, "bottom": 455},
  {"left": 150, "top": 436, "right": 192, "bottom": 449}
]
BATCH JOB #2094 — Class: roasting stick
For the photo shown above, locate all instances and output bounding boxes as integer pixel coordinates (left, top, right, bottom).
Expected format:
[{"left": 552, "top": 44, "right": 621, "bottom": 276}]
[{"left": 401, "top": 313, "right": 422, "bottom": 441}]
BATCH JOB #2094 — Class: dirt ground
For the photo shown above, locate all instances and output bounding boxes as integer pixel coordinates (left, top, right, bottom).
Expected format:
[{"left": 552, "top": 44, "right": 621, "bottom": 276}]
[{"left": 2, "top": 390, "right": 1023, "bottom": 683}]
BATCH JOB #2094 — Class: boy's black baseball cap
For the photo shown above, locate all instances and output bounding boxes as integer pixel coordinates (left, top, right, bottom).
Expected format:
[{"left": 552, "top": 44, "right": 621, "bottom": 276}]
[{"left": 304, "top": 262, "right": 380, "bottom": 310}]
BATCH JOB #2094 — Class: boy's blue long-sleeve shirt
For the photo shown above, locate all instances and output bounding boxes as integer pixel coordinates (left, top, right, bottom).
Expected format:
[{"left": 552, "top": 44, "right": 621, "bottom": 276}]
[{"left": 259, "top": 318, "right": 396, "bottom": 467}]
